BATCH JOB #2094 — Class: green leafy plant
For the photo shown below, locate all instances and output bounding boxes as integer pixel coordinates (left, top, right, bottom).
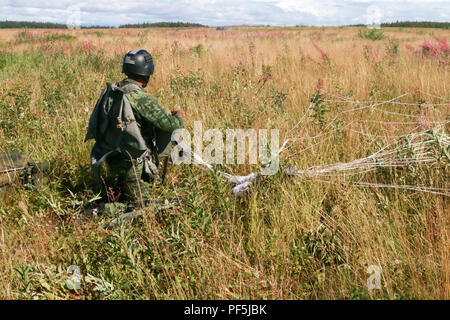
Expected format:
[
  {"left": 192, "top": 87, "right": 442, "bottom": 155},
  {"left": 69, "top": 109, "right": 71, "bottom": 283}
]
[
  {"left": 270, "top": 87, "right": 287, "bottom": 113},
  {"left": 386, "top": 38, "right": 400, "bottom": 57},
  {"left": 358, "top": 28, "right": 384, "bottom": 41},
  {"left": 310, "top": 92, "right": 329, "bottom": 129}
]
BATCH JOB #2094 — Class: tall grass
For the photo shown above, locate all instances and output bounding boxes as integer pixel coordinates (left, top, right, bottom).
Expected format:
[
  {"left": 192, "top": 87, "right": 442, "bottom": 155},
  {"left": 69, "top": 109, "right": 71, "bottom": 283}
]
[{"left": 0, "top": 27, "right": 448, "bottom": 299}]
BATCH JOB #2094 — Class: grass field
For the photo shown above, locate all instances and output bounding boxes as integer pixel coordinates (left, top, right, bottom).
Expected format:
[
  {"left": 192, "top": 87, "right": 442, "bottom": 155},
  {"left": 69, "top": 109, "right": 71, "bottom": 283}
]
[{"left": 0, "top": 26, "right": 448, "bottom": 299}]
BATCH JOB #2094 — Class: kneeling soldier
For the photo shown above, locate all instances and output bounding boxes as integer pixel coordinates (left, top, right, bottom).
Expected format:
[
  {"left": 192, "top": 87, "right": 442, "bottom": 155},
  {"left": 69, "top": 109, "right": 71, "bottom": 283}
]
[{"left": 85, "top": 49, "right": 183, "bottom": 203}]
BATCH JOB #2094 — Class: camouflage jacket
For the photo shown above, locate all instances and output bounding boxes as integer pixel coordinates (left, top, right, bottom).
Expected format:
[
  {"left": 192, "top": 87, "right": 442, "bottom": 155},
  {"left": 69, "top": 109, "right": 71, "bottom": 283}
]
[
  {"left": 86, "top": 78, "right": 183, "bottom": 169},
  {"left": 117, "top": 78, "right": 183, "bottom": 135}
]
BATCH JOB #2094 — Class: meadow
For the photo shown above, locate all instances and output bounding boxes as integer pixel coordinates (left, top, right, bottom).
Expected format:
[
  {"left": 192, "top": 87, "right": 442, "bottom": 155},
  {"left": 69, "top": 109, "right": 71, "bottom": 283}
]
[{"left": 0, "top": 26, "right": 448, "bottom": 299}]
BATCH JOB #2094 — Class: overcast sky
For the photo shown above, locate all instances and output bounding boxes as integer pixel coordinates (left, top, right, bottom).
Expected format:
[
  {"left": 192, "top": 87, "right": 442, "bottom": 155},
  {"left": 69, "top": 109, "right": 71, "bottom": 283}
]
[{"left": 0, "top": 0, "right": 449, "bottom": 27}]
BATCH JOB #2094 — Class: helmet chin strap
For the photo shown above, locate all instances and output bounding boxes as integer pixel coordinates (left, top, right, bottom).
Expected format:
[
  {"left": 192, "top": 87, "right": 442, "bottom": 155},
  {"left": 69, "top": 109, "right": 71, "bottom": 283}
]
[
  {"left": 128, "top": 75, "right": 149, "bottom": 88},
  {"left": 139, "top": 76, "right": 149, "bottom": 88}
]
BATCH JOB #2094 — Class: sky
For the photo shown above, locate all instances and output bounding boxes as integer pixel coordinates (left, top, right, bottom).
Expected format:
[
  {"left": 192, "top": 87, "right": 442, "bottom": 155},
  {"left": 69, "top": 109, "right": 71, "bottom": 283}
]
[{"left": 0, "top": 0, "right": 449, "bottom": 27}]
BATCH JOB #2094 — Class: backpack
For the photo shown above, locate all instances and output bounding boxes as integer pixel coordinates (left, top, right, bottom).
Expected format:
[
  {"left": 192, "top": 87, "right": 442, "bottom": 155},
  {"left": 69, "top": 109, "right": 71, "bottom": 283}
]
[{"left": 85, "top": 83, "right": 159, "bottom": 179}]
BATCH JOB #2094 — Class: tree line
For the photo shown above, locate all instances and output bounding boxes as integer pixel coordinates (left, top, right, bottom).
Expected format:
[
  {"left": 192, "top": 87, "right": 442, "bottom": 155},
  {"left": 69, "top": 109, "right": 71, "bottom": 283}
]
[
  {"left": 381, "top": 21, "right": 449, "bottom": 29},
  {"left": 0, "top": 21, "right": 205, "bottom": 29},
  {"left": 118, "top": 22, "right": 206, "bottom": 28},
  {"left": 0, "top": 21, "right": 68, "bottom": 29},
  {"left": 1, "top": 20, "right": 448, "bottom": 29}
]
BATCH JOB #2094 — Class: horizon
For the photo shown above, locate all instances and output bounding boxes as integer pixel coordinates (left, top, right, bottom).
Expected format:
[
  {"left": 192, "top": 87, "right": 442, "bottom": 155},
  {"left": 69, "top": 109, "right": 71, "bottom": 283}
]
[{"left": 1, "top": 19, "right": 449, "bottom": 29}]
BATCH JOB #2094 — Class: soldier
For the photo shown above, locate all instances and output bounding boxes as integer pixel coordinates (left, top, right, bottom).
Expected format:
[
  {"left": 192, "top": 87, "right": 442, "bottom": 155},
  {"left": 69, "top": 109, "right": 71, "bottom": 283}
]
[{"left": 85, "top": 49, "right": 183, "bottom": 203}]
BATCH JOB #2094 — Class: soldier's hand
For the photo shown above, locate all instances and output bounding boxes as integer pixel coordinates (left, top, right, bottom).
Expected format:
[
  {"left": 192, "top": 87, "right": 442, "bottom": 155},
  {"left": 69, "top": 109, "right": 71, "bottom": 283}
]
[{"left": 171, "top": 110, "right": 184, "bottom": 117}]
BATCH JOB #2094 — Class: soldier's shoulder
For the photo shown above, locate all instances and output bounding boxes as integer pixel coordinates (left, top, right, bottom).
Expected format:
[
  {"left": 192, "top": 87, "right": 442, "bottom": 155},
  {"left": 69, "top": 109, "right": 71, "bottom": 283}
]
[
  {"left": 127, "top": 91, "right": 158, "bottom": 109},
  {"left": 146, "top": 95, "right": 159, "bottom": 105}
]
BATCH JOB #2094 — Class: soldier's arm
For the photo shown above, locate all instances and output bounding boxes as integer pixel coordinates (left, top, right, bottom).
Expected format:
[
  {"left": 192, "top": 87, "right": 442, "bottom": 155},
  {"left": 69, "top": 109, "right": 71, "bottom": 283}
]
[{"left": 128, "top": 91, "right": 183, "bottom": 132}]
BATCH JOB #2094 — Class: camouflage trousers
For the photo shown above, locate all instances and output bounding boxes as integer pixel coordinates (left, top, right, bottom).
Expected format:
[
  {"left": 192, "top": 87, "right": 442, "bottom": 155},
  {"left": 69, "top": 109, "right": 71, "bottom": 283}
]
[{"left": 104, "top": 151, "right": 159, "bottom": 203}]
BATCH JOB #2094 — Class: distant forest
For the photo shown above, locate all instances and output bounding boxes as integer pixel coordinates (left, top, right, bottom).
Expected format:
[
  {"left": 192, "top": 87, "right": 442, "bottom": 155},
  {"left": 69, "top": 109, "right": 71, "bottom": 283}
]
[
  {"left": 0, "top": 20, "right": 114, "bottom": 29},
  {"left": 118, "top": 22, "right": 206, "bottom": 28},
  {"left": 0, "top": 20, "right": 205, "bottom": 29},
  {"left": 381, "top": 21, "right": 449, "bottom": 29},
  {"left": 0, "top": 20, "right": 448, "bottom": 29},
  {"left": 0, "top": 21, "right": 68, "bottom": 29}
]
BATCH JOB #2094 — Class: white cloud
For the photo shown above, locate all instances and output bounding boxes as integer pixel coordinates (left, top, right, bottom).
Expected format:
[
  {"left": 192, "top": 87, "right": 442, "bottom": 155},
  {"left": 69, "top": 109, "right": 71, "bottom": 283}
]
[
  {"left": 0, "top": 0, "right": 448, "bottom": 26},
  {"left": 273, "top": 1, "right": 335, "bottom": 20}
]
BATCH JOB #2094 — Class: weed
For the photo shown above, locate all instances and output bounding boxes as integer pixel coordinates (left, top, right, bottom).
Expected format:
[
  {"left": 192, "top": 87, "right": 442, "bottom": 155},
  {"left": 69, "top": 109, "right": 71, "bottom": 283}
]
[
  {"left": 310, "top": 92, "right": 329, "bottom": 129},
  {"left": 269, "top": 87, "right": 287, "bottom": 113},
  {"left": 386, "top": 38, "right": 400, "bottom": 57},
  {"left": 358, "top": 28, "right": 384, "bottom": 41}
]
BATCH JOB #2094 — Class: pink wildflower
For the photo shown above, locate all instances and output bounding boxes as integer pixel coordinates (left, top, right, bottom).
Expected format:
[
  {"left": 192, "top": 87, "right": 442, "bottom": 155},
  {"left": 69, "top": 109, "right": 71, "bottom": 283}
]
[
  {"left": 81, "top": 40, "right": 92, "bottom": 53},
  {"left": 316, "top": 78, "right": 323, "bottom": 91},
  {"left": 312, "top": 42, "right": 328, "bottom": 61},
  {"left": 369, "top": 45, "right": 380, "bottom": 61},
  {"left": 306, "top": 54, "right": 315, "bottom": 62},
  {"left": 405, "top": 43, "right": 415, "bottom": 52},
  {"left": 386, "top": 53, "right": 397, "bottom": 61},
  {"left": 420, "top": 40, "right": 438, "bottom": 57},
  {"left": 433, "top": 36, "right": 449, "bottom": 53}
]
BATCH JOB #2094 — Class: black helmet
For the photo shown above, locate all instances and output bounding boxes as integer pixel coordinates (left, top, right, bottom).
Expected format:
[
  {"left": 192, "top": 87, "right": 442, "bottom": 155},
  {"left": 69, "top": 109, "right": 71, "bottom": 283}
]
[{"left": 122, "top": 49, "right": 154, "bottom": 78}]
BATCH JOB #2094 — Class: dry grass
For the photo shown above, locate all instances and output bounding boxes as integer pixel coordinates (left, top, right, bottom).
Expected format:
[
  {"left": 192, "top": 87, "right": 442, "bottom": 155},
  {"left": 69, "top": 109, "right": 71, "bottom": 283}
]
[{"left": 0, "top": 26, "right": 448, "bottom": 299}]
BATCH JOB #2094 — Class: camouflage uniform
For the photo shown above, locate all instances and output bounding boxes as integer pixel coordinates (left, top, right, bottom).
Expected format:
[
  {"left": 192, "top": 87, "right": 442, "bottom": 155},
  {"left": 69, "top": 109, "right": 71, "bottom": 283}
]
[{"left": 104, "top": 78, "right": 183, "bottom": 202}]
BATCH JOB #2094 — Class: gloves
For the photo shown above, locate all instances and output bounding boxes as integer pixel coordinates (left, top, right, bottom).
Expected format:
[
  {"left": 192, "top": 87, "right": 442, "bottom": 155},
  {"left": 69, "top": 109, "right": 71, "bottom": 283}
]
[{"left": 171, "top": 110, "right": 184, "bottom": 117}]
